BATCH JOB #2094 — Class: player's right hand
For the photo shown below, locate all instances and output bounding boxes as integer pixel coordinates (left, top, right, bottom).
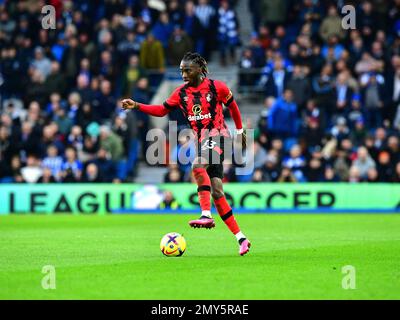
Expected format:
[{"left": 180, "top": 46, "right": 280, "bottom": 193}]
[{"left": 121, "top": 98, "right": 137, "bottom": 110}]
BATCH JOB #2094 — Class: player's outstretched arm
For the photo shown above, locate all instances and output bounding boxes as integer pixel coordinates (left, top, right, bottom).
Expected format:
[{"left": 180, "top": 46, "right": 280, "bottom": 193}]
[{"left": 121, "top": 98, "right": 170, "bottom": 117}]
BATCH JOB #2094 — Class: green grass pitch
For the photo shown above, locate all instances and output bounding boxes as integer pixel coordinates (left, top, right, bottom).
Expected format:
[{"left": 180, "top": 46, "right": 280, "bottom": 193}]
[{"left": 0, "top": 214, "right": 399, "bottom": 299}]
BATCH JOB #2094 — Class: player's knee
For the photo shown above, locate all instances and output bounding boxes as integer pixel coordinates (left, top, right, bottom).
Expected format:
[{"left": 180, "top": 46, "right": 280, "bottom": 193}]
[
  {"left": 192, "top": 163, "right": 206, "bottom": 171},
  {"left": 211, "top": 189, "right": 224, "bottom": 199}
]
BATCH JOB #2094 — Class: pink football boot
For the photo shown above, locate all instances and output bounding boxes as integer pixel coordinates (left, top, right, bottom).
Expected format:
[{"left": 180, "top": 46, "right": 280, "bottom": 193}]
[
  {"left": 189, "top": 216, "right": 215, "bottom": 229},
  {"left": 239, "top": 239, "right": 251, "bottom": 256}
]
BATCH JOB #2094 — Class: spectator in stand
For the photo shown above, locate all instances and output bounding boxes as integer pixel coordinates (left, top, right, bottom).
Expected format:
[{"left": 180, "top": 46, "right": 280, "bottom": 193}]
[
  {"left": 117, "top": 32, "right": 142, "bottom": 65},
  {"left": 268, "top": 89, "right": 298, "bottom": 140},
  {"left": 331, "top": 117, "right": 350, "bottom": 143},
  {"left": 168, "top": 26, "right": 194, "bottom": 66},
  {"left": 30, "top": 46, "right": 52, "bottom": 80},
  {"left": 260, "top": 0, "right": 287, "bottom": 31},
  {"left": 217, "top": 0, "right": 240, "bottom": 66},
  {"left": 287, "top": 64, "right": 311, "bottom": 111},
  {"left": 97, "top": 50, "right": 117, "bottom": 83},
  {"left": 25, "top": 70, "right": 48, "bottom": 107},
  {"left": 361, "top": 72, "right": 385, "bottom": 128},
  {"left": 93, "top": 80, "right": 116, "bottom": 122},
  {"left": 305, "top": 157, "right": 324, "bottom": 182},
  {"left": 252, "top": 168, "right": 265, "bottom": 182},
  {"left": 260, "top": 153, "right": 281, "bottom": 182},
  {"left": 282, "top": 144, "right": 306, "bottom": 182},
  {"left": 182, "top": 1, "right": 202, "bottom": 48},
  {"left": 21, "top": 154, "right": 43, "bottom": 183},
  {"left": 90, "top": 148, "right": 115, "bottom": 182},
  {"left": 319, "top": 5, "right": 346, "bottom": 43},
  {"left": 352, "top": 146, "right": 376, "bottom": 180},
  {"left": 239, "top": 48, "right": 258, "bottom": 91},
  {"left": 139, "top": 33, "right": 165, "bottom": 71},
  {"left": 66, "top": 92, "right": 82, "bottom": 125},
  {"left": 168, "top": 0, "right": 185, "bottom": 27},
  {"left": 99, "top": 125, "right": 126, "bottom": 181},
  {"left": 347, "top": 94, "right": 364, "bottom": 129},
  {"left": 16, "top": 121, "right": 41, "bottom": 159},
  {"left": 67, "top": 125, "right": 84, "bottom": 152},
  {"left": 120, "top": 55, "right": 146, "bottom": 97},
  {"left": 139, "top": 32, "right": 165, "bottom": 88},
  {"left": 152, "top": 11, "right": 174, "bottom": 50},
  {"left": 322, "top": 166, "right": 340, "bottom": 182},
  {"left": 374, "top": 127, "right": 387, "bottom": 151},
  {"left": 42, "top": 144, "right": 63, "bottom": 182},
  {"left": 263, "top": 58, "right": 291, "bottom": 98},
  {"left": 300, "top": 117, "right": 323, "bottom": 150},
  {"left": 387, "top": 135, "right": 400, "bottom": 165},
  {"left": 365, "top": 167, "right": 379, "bottom": 182},
  {"left": 54, "top": 107, "right": 73, "bottom": 137},
  {"left": 159, "top": 190, "right": 181, "bottom": 210},
  {"left": 37, "top": 167, "right": 57, "bottom": 183},
  {"left": 61, "top": 146, "right": 83, "bottom": 182},
  {"left": 44, "top": 61, "right": 67, "bottom": 97},
  {"left": 74, "top": 73, "right": 92, "bottom": 105},
  {"left": 194, "top": 0, "right": 217, "bottom": 60},
  {"left": 39, "top": 124, "right": 64, "bottom": 158},
  {"left": 61, "top": 37, "right": 84, "bottom": 86},
  {"left": 392, "top": 162, "right": 400, "bottom": 182},
  {"left": 376, "top": 151, "right": 393, "bottom": 182},
  {"left": 334, "top": 72, "right": 353, "bottom": 117},
  {"left": 82, "top": 163, "right": 104, "bottom": 183},
  {"left": 164, "top": 164, "right": 184, "bottom": 183},
  {"left": 277, "top": 166, "right": 297, "bottom": 183},
  {"left": 312, "top": 63, "right": 335, "bottom": 118}
]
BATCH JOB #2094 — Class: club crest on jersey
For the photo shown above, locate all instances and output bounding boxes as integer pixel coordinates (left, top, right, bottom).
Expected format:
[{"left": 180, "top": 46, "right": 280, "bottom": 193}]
[
  {"left": 188, "top": 104, "right": 211, "bottom": 121},
  {"left": 206, "top": 93, "right": 213, "bottom": 102}
]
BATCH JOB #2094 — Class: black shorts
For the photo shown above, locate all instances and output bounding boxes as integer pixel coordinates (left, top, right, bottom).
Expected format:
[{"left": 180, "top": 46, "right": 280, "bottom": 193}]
[{"left": 197, "top": 135, "right": 231, "bottom": 179}]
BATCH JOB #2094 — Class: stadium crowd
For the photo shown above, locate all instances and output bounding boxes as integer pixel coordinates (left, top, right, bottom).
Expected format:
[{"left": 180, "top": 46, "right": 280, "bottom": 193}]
[
  {"left": 0, "top": 0, "right": 399, "bottom": 184},
  {"left": 0, "top": 0, "right": 240, "bottom": 183},
  {"left": 167, "top": 0, "right": 400, "bottom": 183},
  {"left": 233, "top": 0, "right": 400, "bottom": 183}
]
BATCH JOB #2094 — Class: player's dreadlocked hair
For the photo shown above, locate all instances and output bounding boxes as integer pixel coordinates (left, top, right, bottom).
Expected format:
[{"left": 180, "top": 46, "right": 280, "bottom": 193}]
[{"left": 182, "top": 52, "right": 209, "bottom": 77}]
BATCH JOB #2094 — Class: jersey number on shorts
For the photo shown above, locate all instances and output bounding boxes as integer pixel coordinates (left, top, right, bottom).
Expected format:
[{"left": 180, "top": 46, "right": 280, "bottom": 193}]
[{"left": 201, "top": 140, "right": 217, "bottom": 150}]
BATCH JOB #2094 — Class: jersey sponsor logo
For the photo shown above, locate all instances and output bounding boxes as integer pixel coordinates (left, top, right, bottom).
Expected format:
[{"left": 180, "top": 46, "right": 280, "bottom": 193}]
[
  {"left": 188, "top": 104, "right": 212, "bottom": 121},
  {"left": 188, "top": 113, "right": 212, "bottom": 121},
  {"left": 192, "top": 104, "right": 202, "bottom": 115}
]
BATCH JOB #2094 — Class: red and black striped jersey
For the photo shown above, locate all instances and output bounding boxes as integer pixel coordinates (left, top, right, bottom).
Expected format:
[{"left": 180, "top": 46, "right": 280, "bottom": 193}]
[{"left": 163, "top": 78, "right": 234, "bottom": 142}]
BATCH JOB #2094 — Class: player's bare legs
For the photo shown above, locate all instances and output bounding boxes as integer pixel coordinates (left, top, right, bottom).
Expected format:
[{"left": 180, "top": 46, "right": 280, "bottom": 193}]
[
  {"left": 211, "top": 177, "right": 251, "bottom": 255},
  {"left": 188, "top": 157, "right": 215, "bottom": 229}
]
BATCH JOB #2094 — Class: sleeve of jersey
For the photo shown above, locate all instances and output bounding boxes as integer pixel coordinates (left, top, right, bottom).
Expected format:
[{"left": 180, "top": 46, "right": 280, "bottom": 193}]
[
  {"left": 136, "top": 103, "right": 170, "bottom": 117},
  {"left": 227, "top": 100, "right": 243, "bottom": 130},
  {"left": 217, "top": 81, "right": 243, "bottom": 130},
  {"left": 136, "top": 89, "right": 179, "bottom": 117}
]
